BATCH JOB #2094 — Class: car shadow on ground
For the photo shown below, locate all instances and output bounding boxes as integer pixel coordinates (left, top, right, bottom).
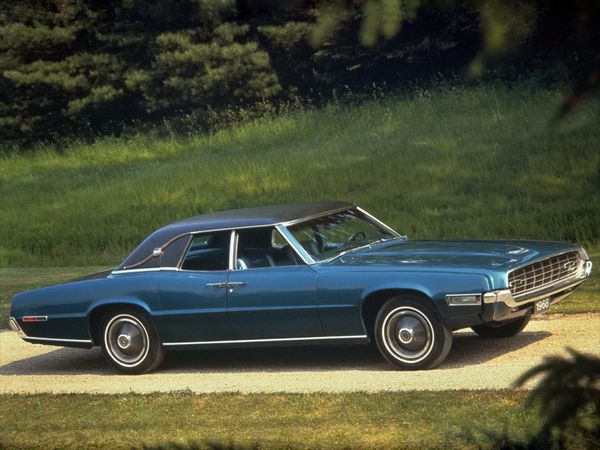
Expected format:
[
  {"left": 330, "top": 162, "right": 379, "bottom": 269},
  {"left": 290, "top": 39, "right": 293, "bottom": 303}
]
[{"left": 0, "top": 330, "right": 551, "bottom": 376}]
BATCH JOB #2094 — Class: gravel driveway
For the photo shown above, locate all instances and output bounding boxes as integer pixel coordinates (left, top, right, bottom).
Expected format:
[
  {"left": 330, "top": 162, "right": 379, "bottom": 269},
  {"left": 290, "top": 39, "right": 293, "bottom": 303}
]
[{"left": 1, "top": 313, "right": 598, "bottom": 394}]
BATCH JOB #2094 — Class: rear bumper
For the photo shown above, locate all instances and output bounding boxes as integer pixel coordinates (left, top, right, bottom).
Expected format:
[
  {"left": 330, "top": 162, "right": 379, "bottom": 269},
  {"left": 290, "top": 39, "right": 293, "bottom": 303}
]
[
  {"left": 9, "top": 317, "right": 24, "bottom": 336},
  {"left": 9, "top": 316, "right": 93, "bottom": 348}
]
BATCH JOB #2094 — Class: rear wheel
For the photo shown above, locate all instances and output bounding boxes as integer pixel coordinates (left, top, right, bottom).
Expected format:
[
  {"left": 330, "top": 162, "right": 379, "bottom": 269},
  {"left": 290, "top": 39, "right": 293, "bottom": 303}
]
[
  {"left": 471, "top": 313, "right": 531, "bottom": 338},
  {"left": 375, "top": 296, "right": 453, "bottom": 370},
  {"left": 100, "top": 309, "right": 165, "bottom": 374}
]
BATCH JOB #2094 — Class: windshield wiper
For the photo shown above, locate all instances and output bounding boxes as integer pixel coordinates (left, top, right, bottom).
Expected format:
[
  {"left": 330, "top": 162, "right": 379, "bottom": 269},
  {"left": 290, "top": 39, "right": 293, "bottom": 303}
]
[{"left": 324, "top": 236, "right": 402, "bottom": 263}]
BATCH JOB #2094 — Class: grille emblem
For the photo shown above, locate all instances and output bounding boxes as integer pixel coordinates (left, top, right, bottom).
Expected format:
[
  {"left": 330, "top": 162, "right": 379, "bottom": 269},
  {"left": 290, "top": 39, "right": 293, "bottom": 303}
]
[
  {"left": 509, "top": 278, "right": 525, "bottom": 288},
  {"left": 563, "top": 261, "right": 577, "bottom": 270}
]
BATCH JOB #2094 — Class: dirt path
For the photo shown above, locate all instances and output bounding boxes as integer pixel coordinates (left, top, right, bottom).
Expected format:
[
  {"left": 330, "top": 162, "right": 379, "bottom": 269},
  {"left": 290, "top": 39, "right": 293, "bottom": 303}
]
[{"left": 1, "top": 314, "right": 598, "bottom": 394}]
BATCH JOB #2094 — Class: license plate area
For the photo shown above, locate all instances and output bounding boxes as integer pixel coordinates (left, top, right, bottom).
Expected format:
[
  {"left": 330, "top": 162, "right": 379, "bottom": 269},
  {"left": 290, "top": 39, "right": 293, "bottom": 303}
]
[{"left": 534, "top": 297, "right": 551, "bottom": 314}]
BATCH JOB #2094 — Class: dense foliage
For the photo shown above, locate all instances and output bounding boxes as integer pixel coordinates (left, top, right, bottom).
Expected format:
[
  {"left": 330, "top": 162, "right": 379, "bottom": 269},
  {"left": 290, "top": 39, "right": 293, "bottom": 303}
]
[{"left": 1, "top": 1, "right": 597, "bottom": 149}]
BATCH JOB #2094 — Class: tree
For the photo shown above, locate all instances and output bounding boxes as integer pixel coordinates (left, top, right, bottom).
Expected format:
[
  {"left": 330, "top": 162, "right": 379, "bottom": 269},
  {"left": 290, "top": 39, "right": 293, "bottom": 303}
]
[{"left": 309, "top": 0, "right": 600, "bottom": 118}]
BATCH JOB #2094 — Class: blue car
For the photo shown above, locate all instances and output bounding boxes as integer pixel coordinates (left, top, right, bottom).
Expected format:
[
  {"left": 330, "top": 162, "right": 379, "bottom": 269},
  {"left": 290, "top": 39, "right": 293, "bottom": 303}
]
[{"left": 10, "top": 202, "right": 593, "bottom": 373}]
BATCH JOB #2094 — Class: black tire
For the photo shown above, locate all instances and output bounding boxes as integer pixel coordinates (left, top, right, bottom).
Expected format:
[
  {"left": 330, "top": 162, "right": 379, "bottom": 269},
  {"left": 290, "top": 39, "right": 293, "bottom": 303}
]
[
  {"left": 100, "top": 309, "right": 165, "bottom": 374},
  {"left": 374, "top": 295, "right": 453, "bottom": 370},
  {"left": 471, "top": 313, "right": 531, "bottom": 338}
]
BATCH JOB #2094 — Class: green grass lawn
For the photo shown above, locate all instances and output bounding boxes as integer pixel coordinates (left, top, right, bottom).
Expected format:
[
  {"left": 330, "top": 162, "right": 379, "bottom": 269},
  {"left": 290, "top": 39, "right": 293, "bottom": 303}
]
[
  {"left": 1, "top": 83, "right": 599, "bottom": 267},
  {"left": 0, "top": 390, "right": 576, "bottom": 449}
]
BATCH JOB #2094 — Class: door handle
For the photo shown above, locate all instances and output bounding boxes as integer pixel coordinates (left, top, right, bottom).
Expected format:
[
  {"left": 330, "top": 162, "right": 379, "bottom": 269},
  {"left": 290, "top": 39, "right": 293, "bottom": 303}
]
[
  {"left": 206, "top": 282, "right": 227, "bottom": 288},
  {"left": 227, "top": 281, "right": 247, "bottom": 287}
]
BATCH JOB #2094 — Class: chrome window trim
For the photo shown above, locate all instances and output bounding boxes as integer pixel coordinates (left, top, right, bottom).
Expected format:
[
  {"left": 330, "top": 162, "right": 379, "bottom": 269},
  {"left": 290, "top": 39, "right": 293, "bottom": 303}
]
[
  {"left": 174, "top": 234, "right": 194, "bottom": 269},
  {"left": 279, "top": 205, "right": 356, "bottom": 227},
  {"left": 355, "top": 206, "right": 403, "bottom": 238},
  {"left": 162, "top": 334, "right": 367, "bottom": 346},
  {"left": 228, "top": 230, "right": 237, "bottom": 271},
  {"left": 275, "top": 224, "right": 314, "bottom": 265},
  {"left": 230, "top": 225, "right": 312, "bottom": 270}
]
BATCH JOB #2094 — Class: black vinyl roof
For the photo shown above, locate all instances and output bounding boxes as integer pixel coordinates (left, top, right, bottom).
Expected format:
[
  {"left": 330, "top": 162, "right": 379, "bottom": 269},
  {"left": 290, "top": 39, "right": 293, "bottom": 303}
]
[{"left": 118, "top": 201, "right": 354, "bottom": 270}]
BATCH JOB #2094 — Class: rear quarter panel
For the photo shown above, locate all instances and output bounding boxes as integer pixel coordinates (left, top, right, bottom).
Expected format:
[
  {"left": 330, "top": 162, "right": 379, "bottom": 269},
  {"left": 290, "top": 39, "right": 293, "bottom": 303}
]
[{"left": 11, "top": 274, "right": 161, "bottom": 342}]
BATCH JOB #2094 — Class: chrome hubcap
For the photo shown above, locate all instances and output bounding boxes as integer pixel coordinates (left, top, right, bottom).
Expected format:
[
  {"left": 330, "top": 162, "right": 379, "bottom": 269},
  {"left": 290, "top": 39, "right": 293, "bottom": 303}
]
[
  {"left": 383, "top": 307, "right": 434, "bottom": 362},
  {"left": 117, "top": 334, "right": 131, "bottom": 349},
  {"left": 398, "top": 327, "right": 414, "bottom": 344},
  {"left": 105, "top": 316, "right": 148, "bottom": 366}
]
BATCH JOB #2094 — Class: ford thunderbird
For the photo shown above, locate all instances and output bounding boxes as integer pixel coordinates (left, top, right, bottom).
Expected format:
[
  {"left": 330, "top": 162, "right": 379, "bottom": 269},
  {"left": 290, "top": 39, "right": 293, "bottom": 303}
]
[{"left": 10, "top": 202, "right": 593, "bottom": 373}]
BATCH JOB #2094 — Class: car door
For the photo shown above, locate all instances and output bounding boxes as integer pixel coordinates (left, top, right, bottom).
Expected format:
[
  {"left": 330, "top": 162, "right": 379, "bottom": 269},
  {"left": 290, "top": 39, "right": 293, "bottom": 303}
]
[
  {"left": 226, "top": 227, "right": 323, "bottom": 340},
  {"left": 156, "top": 230, "right": 232, "bottom": 344}
]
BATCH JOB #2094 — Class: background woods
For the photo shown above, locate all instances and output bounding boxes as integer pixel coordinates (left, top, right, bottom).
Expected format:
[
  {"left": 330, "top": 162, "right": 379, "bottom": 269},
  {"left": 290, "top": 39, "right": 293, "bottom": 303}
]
[{"left": 1, "top": 0, "right": 598, "bottom": 149}]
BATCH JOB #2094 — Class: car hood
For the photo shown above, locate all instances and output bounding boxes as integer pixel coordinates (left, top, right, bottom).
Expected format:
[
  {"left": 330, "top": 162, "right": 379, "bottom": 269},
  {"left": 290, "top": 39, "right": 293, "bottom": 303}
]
[{"left": 328, "top": 239, "right": 580, "bottom": 272}]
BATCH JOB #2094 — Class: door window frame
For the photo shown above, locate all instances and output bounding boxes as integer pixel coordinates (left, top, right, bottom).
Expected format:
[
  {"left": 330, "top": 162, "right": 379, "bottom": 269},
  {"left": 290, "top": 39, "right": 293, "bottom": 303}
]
[{"left": 230, "top": 226, "right": 309, "bottom": 271}]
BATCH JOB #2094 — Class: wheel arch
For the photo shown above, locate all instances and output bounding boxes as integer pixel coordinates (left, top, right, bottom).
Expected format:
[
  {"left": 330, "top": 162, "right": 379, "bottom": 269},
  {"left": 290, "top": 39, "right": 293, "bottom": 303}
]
[
  {"left": 360, "top": 288, "right": 435, "bottom": 338},
  {"left": 87, "top": 300, "right": 153, "bottom": 346}
]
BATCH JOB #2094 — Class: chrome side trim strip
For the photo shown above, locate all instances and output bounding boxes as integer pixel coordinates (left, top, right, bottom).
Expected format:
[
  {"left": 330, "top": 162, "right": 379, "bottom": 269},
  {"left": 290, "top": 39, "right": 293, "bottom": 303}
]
[
  {"left": 23, "top": 336, "right": 93, "bottom": 344},
  {"left": 163, "top": 334, "right": 368, "bottom": 347},
  {"left": 112, "top": 267, "right": 179, "bottom": 275}
]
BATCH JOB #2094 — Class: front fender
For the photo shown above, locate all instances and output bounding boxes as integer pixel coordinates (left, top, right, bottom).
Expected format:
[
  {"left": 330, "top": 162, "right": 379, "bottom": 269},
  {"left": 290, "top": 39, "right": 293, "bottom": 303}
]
[
  {"left": 360, "top": 271, "right": 492, "bottom": 329},
  {"left": 316, "top": 267, "right": 491, "bottom": 335}
]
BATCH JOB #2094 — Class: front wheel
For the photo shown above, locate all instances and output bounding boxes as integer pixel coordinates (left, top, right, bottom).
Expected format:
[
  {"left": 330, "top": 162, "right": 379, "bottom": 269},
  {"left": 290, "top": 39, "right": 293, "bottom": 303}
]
[
  {"left": 100, "top": 309, "right": 165, "bottom": 374},
  {"left": 471, "top": 313, "right": 531, "bottom": 338},
  {"left": 375, "top": 296, "right": 453, "bottom": 370}
]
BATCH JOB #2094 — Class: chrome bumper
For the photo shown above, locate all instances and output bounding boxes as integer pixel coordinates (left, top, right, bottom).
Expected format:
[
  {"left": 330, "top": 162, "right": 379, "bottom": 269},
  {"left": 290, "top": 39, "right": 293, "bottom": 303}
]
[
  {"left": 9, "top": 316, "right": 25, "bottom": 336},
  {"left": 484, "top": 259, "right": 592, "bottom": 310}
]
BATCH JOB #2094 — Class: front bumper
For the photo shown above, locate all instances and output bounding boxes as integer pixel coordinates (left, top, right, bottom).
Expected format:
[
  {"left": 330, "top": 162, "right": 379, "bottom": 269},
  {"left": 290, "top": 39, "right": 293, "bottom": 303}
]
[{"left": 481, "top": 260, "right": 591, "bottom": 322}]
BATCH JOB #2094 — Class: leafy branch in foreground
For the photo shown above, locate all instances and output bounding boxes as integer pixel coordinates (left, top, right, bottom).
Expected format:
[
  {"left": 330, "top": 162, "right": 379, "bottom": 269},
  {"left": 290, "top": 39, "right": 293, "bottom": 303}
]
[
  {"left": 469, "top": 349, "right": 600, "bottom": 449},
  {"left": 515, "top": 348, "right": 600, "bottom": 445}
]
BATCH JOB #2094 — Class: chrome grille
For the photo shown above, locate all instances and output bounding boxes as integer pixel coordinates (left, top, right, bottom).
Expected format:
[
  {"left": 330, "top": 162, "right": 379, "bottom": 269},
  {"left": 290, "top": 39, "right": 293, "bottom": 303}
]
[{"left": 508, "top": 252, "right": 581, "bottom": 297}]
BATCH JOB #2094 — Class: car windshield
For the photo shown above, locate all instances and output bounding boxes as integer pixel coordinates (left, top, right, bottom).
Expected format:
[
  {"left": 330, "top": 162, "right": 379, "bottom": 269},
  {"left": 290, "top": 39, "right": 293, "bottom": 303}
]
[{"left": 286, "top": 209, "right": 398, "bottom": 261}]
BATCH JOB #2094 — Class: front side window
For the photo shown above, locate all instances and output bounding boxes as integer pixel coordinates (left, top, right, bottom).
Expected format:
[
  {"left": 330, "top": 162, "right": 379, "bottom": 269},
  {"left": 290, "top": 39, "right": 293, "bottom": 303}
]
[
  {"left": 181, "top": 231, "right": 230, "bottom": 271},
  {"left": 235, "top": 228, "right": 302, "bottom": 269},
  {"left": 286, "top": 209, "right": 397, "bottom": 262}
]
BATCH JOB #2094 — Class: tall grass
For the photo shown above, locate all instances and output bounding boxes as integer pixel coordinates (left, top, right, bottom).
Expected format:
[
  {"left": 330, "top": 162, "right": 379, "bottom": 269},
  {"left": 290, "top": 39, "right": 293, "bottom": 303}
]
[{"left": 1, "top": 82, "right": 599, "bottom": 267}]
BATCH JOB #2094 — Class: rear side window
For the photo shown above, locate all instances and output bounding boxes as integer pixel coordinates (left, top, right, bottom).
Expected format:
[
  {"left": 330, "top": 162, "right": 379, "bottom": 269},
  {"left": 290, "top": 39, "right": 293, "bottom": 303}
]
[{"left": 181, "top": 231, "right": 230, "bottom": 271}]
